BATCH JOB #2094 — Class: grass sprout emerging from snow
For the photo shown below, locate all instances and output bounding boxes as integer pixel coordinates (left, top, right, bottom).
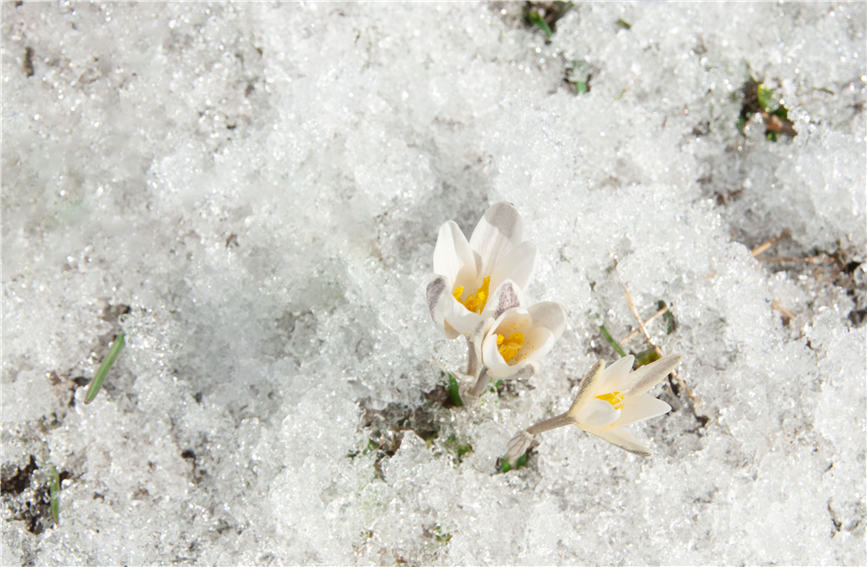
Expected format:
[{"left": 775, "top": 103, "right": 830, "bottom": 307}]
[{"left": 85, "top": 333, "right": 125, "bottom": 404}]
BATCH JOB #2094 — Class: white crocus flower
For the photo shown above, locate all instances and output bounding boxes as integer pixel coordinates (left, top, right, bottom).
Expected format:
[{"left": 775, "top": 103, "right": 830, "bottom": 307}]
[
  {"left": 426, "top": 202, "right": 536, "bottom": 338},
  {"left": 565, "top": 354, "right": 680, "bottom": 455},
  {"left": 504, "top": 354, "right": 681, "bottom": 462},
  {"left": 467, "top": 300, "right": 566, "bottom": 396}
]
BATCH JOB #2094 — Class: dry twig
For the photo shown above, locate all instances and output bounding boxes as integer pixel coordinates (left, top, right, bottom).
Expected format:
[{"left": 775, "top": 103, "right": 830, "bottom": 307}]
[
  {"left": 751, "top": 229, "right": 790, "bottom": 257},
  {"left": 757, "top": 255, "right": 834, "bottom": 264},
  {"left": 618, "top": 304, "right": 670, "bottom": 346}
]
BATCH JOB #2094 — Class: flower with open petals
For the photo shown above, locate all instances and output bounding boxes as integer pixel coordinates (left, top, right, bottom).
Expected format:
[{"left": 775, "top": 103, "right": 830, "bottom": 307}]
[
  {"left": 566, "top": 354, "right": 681, "bottom": 455},
  {"left": 479, "top": 302, "right": 566, "bottom": 379},
  {"left": 504, "top": 354, "right": 681, "bottom": 464},
  {"left": 464, "top": 299, "right": 565, "bottom": 396},
  {"left": 426, "top": 202, "right": 535, "bottom": 338}
]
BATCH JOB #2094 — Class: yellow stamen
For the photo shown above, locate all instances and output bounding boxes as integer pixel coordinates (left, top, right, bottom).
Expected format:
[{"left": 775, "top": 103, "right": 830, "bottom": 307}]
[
  {"left": 497, "top": 332, "right": 525, "bottom": 363},
  {"left": 595, "top": 391, "right": 625, "bottom": 410},
  {"left": 453, "top": 276, "right": 490, "bottom": 314}
]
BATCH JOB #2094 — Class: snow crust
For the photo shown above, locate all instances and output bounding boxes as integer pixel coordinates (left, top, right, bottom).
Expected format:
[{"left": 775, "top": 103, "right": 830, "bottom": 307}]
[{"left": 2, "top": 2, "right": 865, "bottom": 565}]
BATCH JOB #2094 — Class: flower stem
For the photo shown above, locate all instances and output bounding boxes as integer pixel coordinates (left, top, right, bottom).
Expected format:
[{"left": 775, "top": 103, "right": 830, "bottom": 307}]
[
  {"left": 469, "top": 369, "right": 489, "bottom": 397},
  {"left": 526, "top": 413, "right": 573, "bottom": 435},
  {"left": 465, "top": 336, "right": 478, "bottom": 378}
]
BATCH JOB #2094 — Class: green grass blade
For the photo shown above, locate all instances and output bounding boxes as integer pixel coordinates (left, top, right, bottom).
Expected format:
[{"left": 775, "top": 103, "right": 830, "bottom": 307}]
[
  {"left": 49, "top": 465, "right": 60, "bottom": 524},
  {"left": 85, "top": 333, "right": 125, "bottom": 404},
  {"left": 658, "top": 300, "right": 677, "bottom": 334},
  {"left": 599, "top": 325, "right": 627, "bottom": 357},
  {"left": 446, "top": 372, "right": 463, "bottom": 407},
  {"left": 528, "top": 11, "right": 553, "bottom": 38}
]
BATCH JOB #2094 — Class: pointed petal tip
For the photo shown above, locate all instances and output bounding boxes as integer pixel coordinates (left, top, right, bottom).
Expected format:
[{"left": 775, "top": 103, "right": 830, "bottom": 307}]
[
  {"left": 586, "top": 425, "right": 652, "bottom": 456},
  {"left": 568, "top": 359, "right": 606, "bottom": 417},
  {"left": 470, "top": 202, "right": 524, "bottom": 273}
]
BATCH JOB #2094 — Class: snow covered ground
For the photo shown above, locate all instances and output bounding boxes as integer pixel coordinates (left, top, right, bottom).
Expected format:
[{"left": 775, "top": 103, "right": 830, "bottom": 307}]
[{"left": 2, "top": 2, "right": 865, "bottom": 564}]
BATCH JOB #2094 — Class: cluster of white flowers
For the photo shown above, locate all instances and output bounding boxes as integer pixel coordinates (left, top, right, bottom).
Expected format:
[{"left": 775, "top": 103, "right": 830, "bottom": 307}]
[
  {"left": 426, "top": 202, "right": 565, "bottom": 397},
  {"left": 426, "top": 203, "right": 682, "bottom": 463}
]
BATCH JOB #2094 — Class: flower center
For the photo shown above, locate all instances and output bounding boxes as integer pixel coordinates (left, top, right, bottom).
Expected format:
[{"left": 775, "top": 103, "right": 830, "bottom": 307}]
[
  {"left": 595, "top": 391, "right": 625, "bottom": 410},
  {"left": 496, "top": 332, "right": 525, "bottom": 363},
  {"left": 452, "top": 276, "right": 490, "bottom": 314}
]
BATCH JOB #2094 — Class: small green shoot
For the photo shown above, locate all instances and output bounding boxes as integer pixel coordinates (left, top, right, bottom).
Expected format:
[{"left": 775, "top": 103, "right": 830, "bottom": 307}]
[
  {"left": 433, "top": 524, "right": 452, "bottom": 543},
  {"left": 757, "top": 83, "right": 792, "bottom": 141},
  {"left": 658, "top": 300, "right": 677, "bottom": 334},
  {"left": 489, "top": 379, "right": 505, "bottom": 393},
  {"left": 522, "top": 1, "right": 573, "bottom": 39},
  {"left": 527, "top": 10, "right": 553, "bottom": 38},
  {"left": 756, "top": 83, "right": 774, "bottom": 110},
  {"left": 348, "top": 438, "right": 379, "bottom": 459},
  {"left": 444, "top": 434, "right": 473, "bottom": 462},
  {"left": 737, "top": 78, "right": 796, "bottom": 141},
  {"left": 616, "top": 18, "right": 632, "bottom": 30},
  {"left": 565, "top": 60, "right": 592, "bottom": 95},
  {"left": 501, "top": 452, "right": 528, "bottom": 473},
  {"left": 632, "top": 349, "right": 660, "bottom": 368},
  {"left": 85, "top": 333, "right": 125, "bottom": 404},
  {"left": 600, "top": 325, "right": 627, "bottom": 357},
  {"left": 736, "top": 113, "right": 747, "bottom": 136},
  {"left": 446, "top": 372, "right": 463, "bottom": 407},
  {"left": 49, "top": 465, "right": 60, "bottom": 524}
]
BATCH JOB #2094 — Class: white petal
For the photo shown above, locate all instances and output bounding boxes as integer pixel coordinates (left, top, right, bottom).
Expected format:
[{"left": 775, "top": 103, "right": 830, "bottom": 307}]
[
  {"left": 527, "top": 301, "right": 566, "bottom": 339},
  {"left": 504, "top": 361, "right": 536, "bottom": 380},
  {"left": 428, "top": 276, "right": 479, "bottom": 338},
  {"left": 444, "top": 298, "right": 486, "bottom": 336},
  {"left": 488, "top": 362, "right": 534, "bottom": 380},
  {"left": 613, "top": 394, "right": 671, "bottom": 427},
  {"left": 469, "top": 318, "right": 496, "bottom": 378},
  {"left": 572, "top": 398, "right": 620, "bottom": 428},
  {"left": 469, "top": 202, "right": 523, "bottom": 276},
  {"left": 433, "top": 220, "right": 475, "bottom": 282},
  {"left": 567, "top": 360, "right": 606, "bottom": 418},
  {"left": 470, "top": 317, "right": 496, "bottom": 348},
  {"left": 586, "top": 426, "right": 652, "bottom": 456},
  {"left": 622, "top": 354, "right": 683, "bottom": 396},
  {"left": 601, "top": 355, "right": 636, "bottom": 392},
  {"left": 490, "top": 241, "right": 536, "bottom": 291},
  {"left": 483, "top": 279, "right": 523, "bottom": 320},
  {"left": 426, "top": 276, "right": 450, "bottom": 327},
  {"left": 522, "top": 327, "right": 554, "bottom": 361}
]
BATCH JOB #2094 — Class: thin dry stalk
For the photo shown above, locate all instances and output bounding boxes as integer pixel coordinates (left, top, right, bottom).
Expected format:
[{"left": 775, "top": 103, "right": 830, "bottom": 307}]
[
  {"left": 751, "top": 229, "right": 790, "bottom": 257},
  {"left": 618, "top": 304, "right": 670, "bottom": 346},
  {"left": 758, "top": 255, "right": 834, "bottom": 264}
]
